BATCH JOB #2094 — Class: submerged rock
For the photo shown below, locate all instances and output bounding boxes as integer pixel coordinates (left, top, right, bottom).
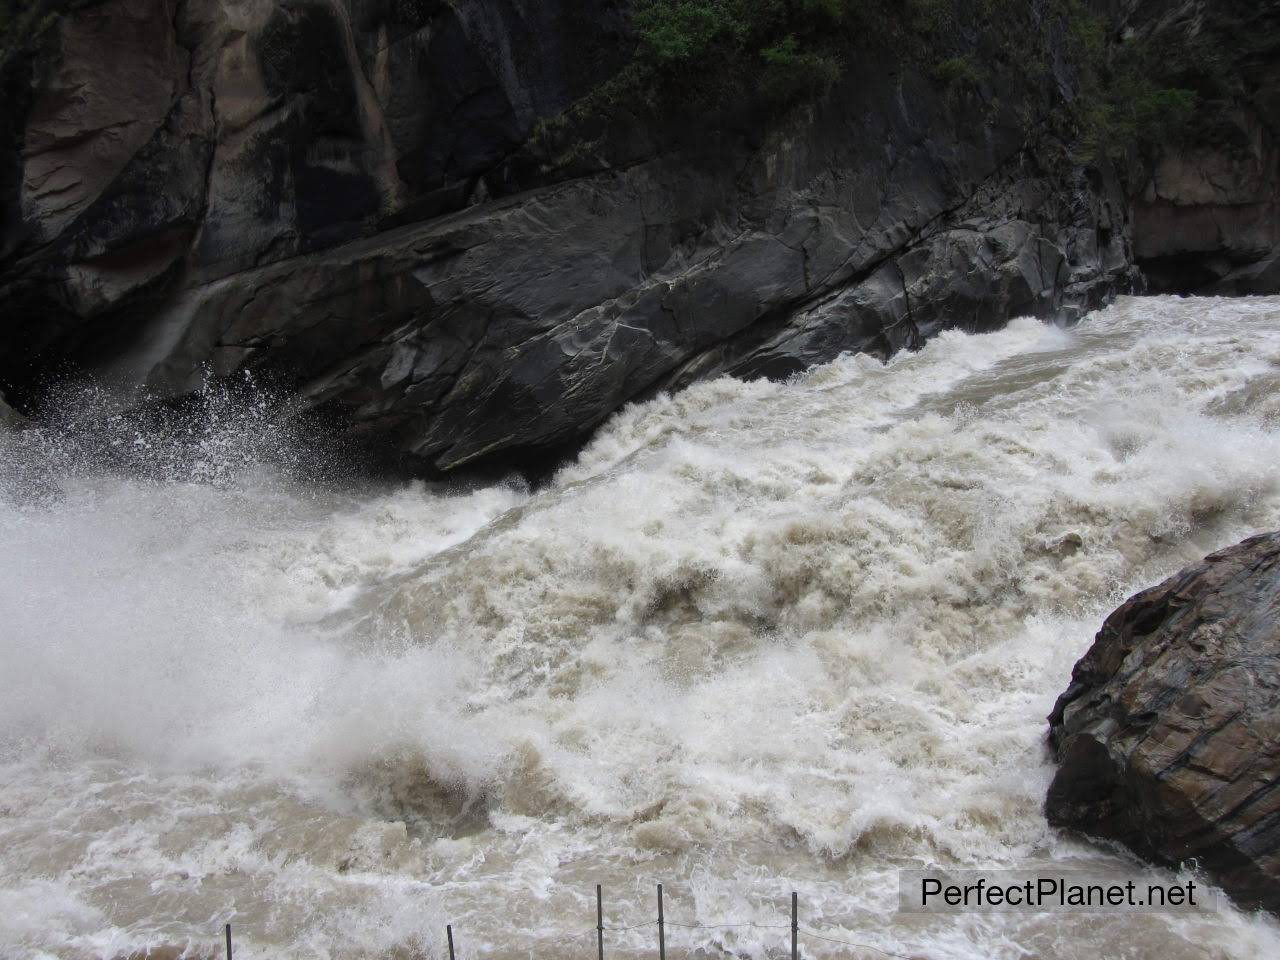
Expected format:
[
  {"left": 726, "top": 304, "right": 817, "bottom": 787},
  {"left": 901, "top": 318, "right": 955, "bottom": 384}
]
[{"left": 1046, "top": 532, "right": 1280, "bottom": 914}]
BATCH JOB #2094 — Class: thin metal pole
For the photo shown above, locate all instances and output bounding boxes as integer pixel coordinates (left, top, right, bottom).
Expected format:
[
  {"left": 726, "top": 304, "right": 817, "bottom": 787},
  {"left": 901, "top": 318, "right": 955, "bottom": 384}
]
[
  {"left": 596, "top": 884, "right": 604, "bottom": 960},
  {"left": 657, "top": 883, "right": 665, "bottom": 960},
  {"left": 446, "top": 923, "right": 455, "bottom": 960},
  {"left": 791, "top": 891, "right": 798, "bottom": 960},
  {"left": 225, "top": 923, "right": 232, "bottom": 960}
]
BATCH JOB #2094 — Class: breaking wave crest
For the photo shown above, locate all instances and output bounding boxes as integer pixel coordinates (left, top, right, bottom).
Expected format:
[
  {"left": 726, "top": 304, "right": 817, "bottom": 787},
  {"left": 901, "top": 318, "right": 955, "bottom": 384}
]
[{"left": 3, "top": 297, "right": 1280, "bottom": 959}]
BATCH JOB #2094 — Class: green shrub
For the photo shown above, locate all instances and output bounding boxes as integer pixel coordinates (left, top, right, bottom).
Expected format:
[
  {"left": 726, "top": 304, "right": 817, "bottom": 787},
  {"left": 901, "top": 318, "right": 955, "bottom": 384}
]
[
  {"left": 906, "top": 0, "right": 953, "bottom": 36},
  {"left": 1077, "top": 82, "right": 1198, "bottom": 162},
  {"left": 1133, "top": 87, "right": 1198, "bottom": 136},
  {"left": 1, "top": 0, "right": 74, "bottom": 65},
  {"left": 1066, "top": 6, "right": 1107, "bottom": 60},
  {"left": 760, "top": 35, "right": 841, "bottom": 101},
  {"left": 543, "top": 0, "right": 1199, "bottom": 176},
  {"left": 932, "top": 55, "right": 983, "bottom": 89},
  {"left": 630, "top": 0, "right": 854, "bottom": 105},
  {"left": 632, "top": 0, "right": 747, "bottom": 63},
  {"left": 1062, "top": 1, "right": 1201, "bottom": 164}
]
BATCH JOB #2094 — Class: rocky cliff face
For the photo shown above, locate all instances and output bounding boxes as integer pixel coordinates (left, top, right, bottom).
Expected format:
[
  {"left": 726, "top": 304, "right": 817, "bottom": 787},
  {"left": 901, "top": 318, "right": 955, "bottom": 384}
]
[
  {"left": 1124, "top": 0, "right": 1280, "bottom": 294},
  {"left": 1133, "top": 110, "right": 1279, "bottom": 294},
  {"left": 0, "top": 0, "right": 1165, "bottom": 471},
  {"left": 1047, "top": 532, "right": 1280, "bottom": 915}
]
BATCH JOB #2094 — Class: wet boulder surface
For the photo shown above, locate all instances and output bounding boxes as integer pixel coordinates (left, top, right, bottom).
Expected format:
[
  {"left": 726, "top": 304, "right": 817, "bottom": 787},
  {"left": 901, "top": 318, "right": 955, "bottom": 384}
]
[{"left": 1047, "top": 531, "right": 1280, "bottom": 914}]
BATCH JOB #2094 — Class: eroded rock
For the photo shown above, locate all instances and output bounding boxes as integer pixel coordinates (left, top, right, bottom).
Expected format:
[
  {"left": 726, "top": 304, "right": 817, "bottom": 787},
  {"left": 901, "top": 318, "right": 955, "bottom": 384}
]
[
  {"left": 1, "top": 0, "right": 1138, "bottom": 472},
  {"left": 1126, "top": 0, "right": 1280, "bottom": 293},
  {"left": 1047, "top": 531, "right": 1280, "bottom": 914}
]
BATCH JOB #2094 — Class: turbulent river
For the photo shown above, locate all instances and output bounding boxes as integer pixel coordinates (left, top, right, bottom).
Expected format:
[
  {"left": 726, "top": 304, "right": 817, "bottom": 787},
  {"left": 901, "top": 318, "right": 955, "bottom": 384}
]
[{"left": 4, "top": 296, "right": 1280, "bottom": 960}]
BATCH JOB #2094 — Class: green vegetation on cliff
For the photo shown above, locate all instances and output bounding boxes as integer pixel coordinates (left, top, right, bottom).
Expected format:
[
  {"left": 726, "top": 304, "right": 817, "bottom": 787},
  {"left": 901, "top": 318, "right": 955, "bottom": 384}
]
[
  {"left": 4, "top": 0, "right": 1258, "bottom": 184},
  {"left": 1064, "top": 4, "right": 1198, "bottom": 164},
  {"left": 0, "top": 0, "right": 91, "bottom": 67},
  {"left": 1, "top": 0, "right": 50, "bottom": 55},
  {"left": 1102, "top": 0, "right": 1279, "bottom": 156},
  {"left": 631, "top": 0, "right": 850, "bottom": 102},
  {"left": 626, "top": 0, "right": 1049, "bottom": 104},
  {"left": 620, "top": 0, "right": 1225, "bottom": 172}
]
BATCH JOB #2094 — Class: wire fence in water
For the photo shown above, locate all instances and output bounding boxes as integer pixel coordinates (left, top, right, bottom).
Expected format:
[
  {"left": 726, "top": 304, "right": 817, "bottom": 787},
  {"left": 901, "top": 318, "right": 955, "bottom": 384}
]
[{"left": 219, "top": 884, "right": 924, "bottom": 960}]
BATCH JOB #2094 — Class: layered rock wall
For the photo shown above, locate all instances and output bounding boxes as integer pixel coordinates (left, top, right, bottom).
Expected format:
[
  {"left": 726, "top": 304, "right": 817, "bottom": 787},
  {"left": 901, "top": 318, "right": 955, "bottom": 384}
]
[
  {"left": 2, "top": 0, "right": 1139, "bottom": 470},
  {"left": 1123, "top": 0, "right": 1280, "bottom": 293}
]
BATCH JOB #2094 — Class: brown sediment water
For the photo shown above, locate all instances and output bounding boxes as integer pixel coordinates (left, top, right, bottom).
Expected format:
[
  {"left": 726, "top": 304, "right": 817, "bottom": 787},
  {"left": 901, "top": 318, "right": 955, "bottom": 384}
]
[{"left": 3, "top": 296, "right": 1280, "bottom": 959}]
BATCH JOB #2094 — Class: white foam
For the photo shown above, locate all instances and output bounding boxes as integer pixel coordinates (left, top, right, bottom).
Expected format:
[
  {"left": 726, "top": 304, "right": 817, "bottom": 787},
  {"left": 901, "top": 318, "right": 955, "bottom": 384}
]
[{"left": 3, "top": 296, "right": 1280, "bottom": 958}]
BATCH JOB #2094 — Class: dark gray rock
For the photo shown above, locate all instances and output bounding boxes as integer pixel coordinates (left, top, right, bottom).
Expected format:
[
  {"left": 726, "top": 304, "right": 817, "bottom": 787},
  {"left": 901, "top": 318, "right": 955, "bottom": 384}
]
[
  {"left": 1124, "top": 0, "right": 1280, "bottom": 294},
  {"left": 1047, "top": 532, "right": 1280, "bottom": 915},
  {"left": 1, "top": 0, "right": 1139, "bottom": 472},
  {"left": 1132, "top": 119, "right": 1280, "bottom": 294},
  {"left": 0, "top": 391, "right": 25, "bottom": 431}
]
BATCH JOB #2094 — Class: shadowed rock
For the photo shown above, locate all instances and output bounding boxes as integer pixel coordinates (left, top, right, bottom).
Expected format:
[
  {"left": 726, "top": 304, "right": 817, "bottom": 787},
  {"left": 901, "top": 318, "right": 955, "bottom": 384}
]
[
  {"left": 1, "top": 0, "right": 1144, "bottom": 472},
  {"left": 1126, "top": 0, "right": 1280, "bottom": 293},
  {"left": 1047, "top": 531, "right": 1280, "bottom": 914}
]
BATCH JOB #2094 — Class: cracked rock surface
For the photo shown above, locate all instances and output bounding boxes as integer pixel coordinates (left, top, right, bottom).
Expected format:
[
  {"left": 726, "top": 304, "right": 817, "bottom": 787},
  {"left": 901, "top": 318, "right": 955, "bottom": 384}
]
[
  {"left": 1047, "top": 532, "right": 1280, "bottom": 915},
  {"left": 1, "top": 0, "right": 1138, "bottom": 471}
]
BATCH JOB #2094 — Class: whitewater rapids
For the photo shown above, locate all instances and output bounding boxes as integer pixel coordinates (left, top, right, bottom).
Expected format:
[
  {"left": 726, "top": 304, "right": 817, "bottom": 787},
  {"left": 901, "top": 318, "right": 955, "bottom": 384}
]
[{"left": 3, "top": 296, "right": 1280, "bottom": 959}]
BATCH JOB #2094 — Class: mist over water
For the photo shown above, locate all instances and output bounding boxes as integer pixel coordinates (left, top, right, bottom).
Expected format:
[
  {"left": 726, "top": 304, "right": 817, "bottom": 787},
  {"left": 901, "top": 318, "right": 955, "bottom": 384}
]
[{"left": 3, "top": 296, "right": 1280, "bottom": 959}]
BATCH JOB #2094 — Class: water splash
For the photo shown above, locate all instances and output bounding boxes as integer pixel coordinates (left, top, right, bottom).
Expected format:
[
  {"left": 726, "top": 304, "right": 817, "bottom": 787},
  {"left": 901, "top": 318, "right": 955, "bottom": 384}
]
[{"left": 3, "top": 297, "right": 1280, "bottom": 959}]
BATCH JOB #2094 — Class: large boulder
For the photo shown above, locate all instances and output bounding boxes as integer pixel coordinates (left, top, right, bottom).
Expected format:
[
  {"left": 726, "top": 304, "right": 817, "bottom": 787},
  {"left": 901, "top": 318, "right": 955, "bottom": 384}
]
[{"left": 1046, "top": 532, "right": 1280, "bottom": 914}]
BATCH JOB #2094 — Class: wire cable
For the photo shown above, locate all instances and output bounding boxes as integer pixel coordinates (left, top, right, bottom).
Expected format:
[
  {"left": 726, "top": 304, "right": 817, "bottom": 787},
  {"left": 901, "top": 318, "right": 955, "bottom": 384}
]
[
  {"left": 801, "top": 928, "right": 921, "bottom": 960},
  {"left": 666, "top": 920, "right": 791, "bottom": 930},
  {"left": 554, "top": 928, "right": 599, "bottom": 942},
  {"left": 602, "top": 921, "right": 659, "bottom": 933},
  {"left": 662, "top": 919, "right": 924, "bottom": 959}
]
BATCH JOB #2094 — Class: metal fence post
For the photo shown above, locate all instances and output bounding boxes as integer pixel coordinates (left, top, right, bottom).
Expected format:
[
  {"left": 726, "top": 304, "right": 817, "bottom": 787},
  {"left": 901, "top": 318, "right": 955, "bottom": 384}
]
[
  {"left": 657, "top": 884, "right": 666, "bottom": 960},
  {"left": 791, "top": 891, "right": 798, "bottom": 960},
  {"left": 225, "top": 923, "right": 232, "bottom": 960},
  {"left": 597, "top": 884, "right": 605, "bottom": 960},
  {"left": 447, "top": 923, "right": 456, "bottom": 960}
]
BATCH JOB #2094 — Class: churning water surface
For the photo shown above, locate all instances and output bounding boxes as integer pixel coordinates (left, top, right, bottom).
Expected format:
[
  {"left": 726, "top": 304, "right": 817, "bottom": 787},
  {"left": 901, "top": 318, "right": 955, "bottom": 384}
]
[{"left": 3, "top": 296, "right": 1280, "bottom": 959}]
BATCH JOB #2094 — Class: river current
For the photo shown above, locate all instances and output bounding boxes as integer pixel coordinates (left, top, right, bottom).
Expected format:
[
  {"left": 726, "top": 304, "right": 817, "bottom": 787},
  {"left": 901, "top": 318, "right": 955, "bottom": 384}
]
[{"left": 3, "top": 296, "right": 1280, "bottom": 959}]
